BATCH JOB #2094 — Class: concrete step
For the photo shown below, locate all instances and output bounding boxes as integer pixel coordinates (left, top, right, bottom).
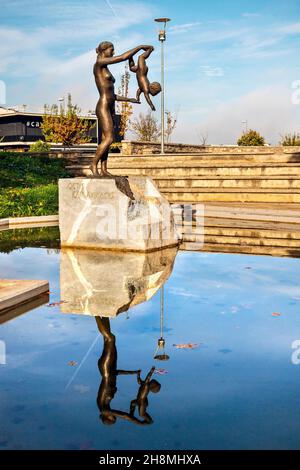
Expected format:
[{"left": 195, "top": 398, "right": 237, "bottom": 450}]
[
  {"left": 67, "top": 164, "right": 300, "bottom": 177},
  {"left": 182, "top": 233, "right": 300, "bottom": 248},
  {"left": 177, "top": 225, "right": 300, "bottom": 240},
  {"left": 68, "top": 152, "right": 300, "bottom": 164},
  {"left": 164, "top": 192, "right": 300, "bottom": 203},
  {"left": 156, "top": 178, "right": 300, "bottom": 189},
  {"left": 161, "top": 187, "right": 300, "bottom": 193},
  {"left": 106, "top": 161, "right": 300, "bottom": 169},
  {"left": 180, "top": 242, "right": 300, "bottom": 257},
  {"left": 172, "top": 204, "right": 300, "bottom": 223},
  {"left": 175, "top": 217, "right": 300, "bottom": 231}
]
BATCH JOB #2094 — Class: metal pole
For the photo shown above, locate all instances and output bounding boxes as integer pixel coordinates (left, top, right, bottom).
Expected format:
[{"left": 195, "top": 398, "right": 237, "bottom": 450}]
[
  {"left": 161, "top": 39, "right": 165, "bottom": 154},
  {"left": 155, "top": 18, "right": 170, "bottom": 155},
  {"left": 160, "top": 285, "right": 164, "bottom": 339}
]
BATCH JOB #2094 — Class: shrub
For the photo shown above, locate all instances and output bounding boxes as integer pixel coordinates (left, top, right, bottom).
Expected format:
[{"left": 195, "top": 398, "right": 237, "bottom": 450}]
[
  {"left": 0, "top": 152, "right": 69, "bottom": 188},
  {"left": 237, "top": 129, "right": 265, "bottom": 146},
  {"left": 280, "top": 133, "right": 300, "bottom": 146},
  {"left": 30, "top": 140, "right": 51, "bottom": 152},
  {"left": 0, "top": 184, "right": 58, "bottom": 218}
]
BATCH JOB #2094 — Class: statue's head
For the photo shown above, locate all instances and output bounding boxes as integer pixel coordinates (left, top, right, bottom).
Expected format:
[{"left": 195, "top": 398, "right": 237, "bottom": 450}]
[
  {"left": 100, "top": 411, "right": 117, "bottom": 425},
  {"left": 96, "top": 41, "right": 114, "bottom": 57},
  {"left": 149, "top": 82, "right": 162, "bottom": 96},
  {"left": 149, "top": 379, "right": 161, "bottom": 393}
]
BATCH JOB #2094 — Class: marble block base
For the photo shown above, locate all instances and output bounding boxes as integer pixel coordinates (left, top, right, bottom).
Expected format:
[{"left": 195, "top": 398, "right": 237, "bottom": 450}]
[{"left": 59, "top": 177, "right": 180, "bottom": 251}]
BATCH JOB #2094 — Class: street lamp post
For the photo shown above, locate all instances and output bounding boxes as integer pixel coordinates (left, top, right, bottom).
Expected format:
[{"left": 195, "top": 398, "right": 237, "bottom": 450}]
[
  {"left": 154, "top": 18, "right": 171, "bottom": 155},
  {"left": 58, "top": 97, "right": 65, "bottom": 114},
  {"left": 242, "top": 120, "right": 248, "bottom": 133}
]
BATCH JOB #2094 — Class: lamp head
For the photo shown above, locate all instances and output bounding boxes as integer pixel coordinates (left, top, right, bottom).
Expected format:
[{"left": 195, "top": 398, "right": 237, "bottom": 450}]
[{"left": 154, "top": 18, "right": 171, "bottom": 42}]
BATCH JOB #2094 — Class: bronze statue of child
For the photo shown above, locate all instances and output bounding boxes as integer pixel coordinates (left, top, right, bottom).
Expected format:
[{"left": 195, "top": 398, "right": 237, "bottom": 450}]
[
  {"left": 129, "top": 46, "right": 161, "bottom": 111},
  {"left": 130, "top": 366, "right": 161, "bottom": 424}
]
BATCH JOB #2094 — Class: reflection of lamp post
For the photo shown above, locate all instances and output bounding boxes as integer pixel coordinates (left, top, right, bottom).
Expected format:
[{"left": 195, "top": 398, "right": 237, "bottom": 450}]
[
  {"left": 154, "top": 17, "right": 171, "bottom": 155},
  {"left": 154, "top": 285, "right": 170, "bottom": 361}
]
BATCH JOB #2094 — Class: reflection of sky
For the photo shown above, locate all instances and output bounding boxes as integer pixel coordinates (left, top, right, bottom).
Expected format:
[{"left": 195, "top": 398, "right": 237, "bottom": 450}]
[{"left": 1, "top": 246, "right": 300, "bottom": 450}]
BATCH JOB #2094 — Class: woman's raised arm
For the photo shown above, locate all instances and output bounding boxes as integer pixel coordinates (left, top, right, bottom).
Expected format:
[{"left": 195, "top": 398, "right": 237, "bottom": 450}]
[{"left": 97, "top": 45, "right": 152, "bottom": 66}]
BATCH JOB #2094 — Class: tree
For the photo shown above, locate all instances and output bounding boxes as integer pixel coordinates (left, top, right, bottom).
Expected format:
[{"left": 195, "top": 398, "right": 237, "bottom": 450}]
[
  {"left": 237, "top": 129, "right": 265, "bottom": 146},
  {"left": 116, "top": 65, "right": 133, "bottom": 139},
  {"left": 280, "top": 132, "right": 300, "bottom": 146},
  {"left": 130, "top": 111, "right": 160, "bottom": 142},
  {"left": 41, "top": 94, "right": 95, "bottom": 147},
  {"left": 165, "top": 110, "right": 177, "bottom": 143},
  {"left": 196, "top": 130, "right": 209, "bottom": 145}
]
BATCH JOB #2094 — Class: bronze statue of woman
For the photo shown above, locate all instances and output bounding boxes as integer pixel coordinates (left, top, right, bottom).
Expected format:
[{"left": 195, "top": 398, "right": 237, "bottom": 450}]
[{"left": 91, "top": 42, "right": 151, "bottom": 177}]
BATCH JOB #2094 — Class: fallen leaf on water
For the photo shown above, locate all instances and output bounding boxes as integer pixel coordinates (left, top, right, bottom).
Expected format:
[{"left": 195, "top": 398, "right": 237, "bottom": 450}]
[
  {"left": 154, "top": 368, "right": 168, "bottom": 375},
  {"left": 68, "top": 361, "right": 78, "bottom": 366},
  {"left": 47, "top": 300, "right": 68, "bottom": 307},
  {"left": 39, "top": 291, "right": 53, "bottom": 296},
  {"left": 272, "top": 312, "right": 281, "bottom": 317},
  {"left": 173, "top": 343, "right": 199, "bottom": 349}
]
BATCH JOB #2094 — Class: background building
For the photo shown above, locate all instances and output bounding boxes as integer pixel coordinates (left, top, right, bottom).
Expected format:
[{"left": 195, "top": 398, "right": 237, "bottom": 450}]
[{"left": 0, "top": 106, "right": 122, "bottom": 151}]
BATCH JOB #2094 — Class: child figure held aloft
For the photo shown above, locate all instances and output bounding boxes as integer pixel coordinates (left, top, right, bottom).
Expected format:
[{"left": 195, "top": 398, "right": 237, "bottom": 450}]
[
  {"left": 130, "top": 366, "right": 161, "bottom": 424},
  {"left": 129, "top": 45, "right": 161, "bottom": 112}
]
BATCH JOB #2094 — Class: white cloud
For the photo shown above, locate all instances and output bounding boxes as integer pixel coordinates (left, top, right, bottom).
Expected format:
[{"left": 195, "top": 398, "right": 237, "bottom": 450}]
[
  {"left": 277, "top": 22, "right": 300, "bottom": 34},
  {"left": 169, "top": 22, "right": 202, "bottom": 34},
  {"left": 0, "top": 1, "right": 152, "bottom": 111},
  {"left": 172, "top": 85, "right": 300, "bottom": 145},
  {"left": 200, "top": 66, "right": 224, "bottom": 77}
]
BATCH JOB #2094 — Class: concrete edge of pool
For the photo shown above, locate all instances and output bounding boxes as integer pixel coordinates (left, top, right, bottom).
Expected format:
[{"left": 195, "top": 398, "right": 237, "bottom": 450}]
[{"left": 0, "top": 279, "right": 49, "bottom": 315}]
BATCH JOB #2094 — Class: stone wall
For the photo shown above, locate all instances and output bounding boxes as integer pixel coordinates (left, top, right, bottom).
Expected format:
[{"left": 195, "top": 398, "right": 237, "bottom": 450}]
[
  {"left": 120, "top": 140, "right": 300, "bottom": 156},
  {"left": 21, "top": 144, "right": 300, "bottom": 160}
]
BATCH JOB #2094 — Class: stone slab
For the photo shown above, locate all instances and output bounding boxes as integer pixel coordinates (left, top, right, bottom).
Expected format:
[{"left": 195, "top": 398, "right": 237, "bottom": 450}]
[
  {"left": 59, "top": 177, "right": 180, "bottom": 251},
  {"left": 0, "top": 279, "right": 49, "bottom": 312}
]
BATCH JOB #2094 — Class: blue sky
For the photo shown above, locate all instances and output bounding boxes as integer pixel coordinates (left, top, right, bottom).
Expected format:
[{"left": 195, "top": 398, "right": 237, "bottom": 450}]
[{"left": 1, "top": 0, "right": 300, "bottom": 143}]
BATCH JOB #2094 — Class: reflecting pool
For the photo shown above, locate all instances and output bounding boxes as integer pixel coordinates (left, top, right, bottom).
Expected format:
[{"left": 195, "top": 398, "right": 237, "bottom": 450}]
[{"left": 1, "top": 227, "right": 300, "bottom": 449}]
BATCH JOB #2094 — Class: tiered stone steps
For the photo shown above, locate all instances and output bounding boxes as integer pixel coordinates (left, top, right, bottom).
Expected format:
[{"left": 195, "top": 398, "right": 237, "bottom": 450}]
[
  {"left": 66, "top": 151, "right": 300, "bottom": 204},
  {"left": 173, "top": 203, "right": 300, "bottom": 257}
]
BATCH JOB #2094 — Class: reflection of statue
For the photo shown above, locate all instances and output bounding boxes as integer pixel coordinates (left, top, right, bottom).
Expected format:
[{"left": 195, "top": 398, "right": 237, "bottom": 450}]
[
  {"left": 130, "top": 367, "right": 161, "bottom": 424},
  {"left": 96, "top": 316, "right": 161, "bottom": 426},
  {"left": 91, "top": 42, "right": 151, "bottom": 177},
  {"left": 129, "top": 46, "right": 161, "bottom": 111}
]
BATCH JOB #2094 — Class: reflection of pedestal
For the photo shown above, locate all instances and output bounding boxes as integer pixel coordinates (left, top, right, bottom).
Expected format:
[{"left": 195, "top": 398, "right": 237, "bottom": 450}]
[
  {"left": 59, "top": 177, "right": 180, "bottom": 251},
  {"left": 60, "top": 246, "right": 178, "bottom": 317}
]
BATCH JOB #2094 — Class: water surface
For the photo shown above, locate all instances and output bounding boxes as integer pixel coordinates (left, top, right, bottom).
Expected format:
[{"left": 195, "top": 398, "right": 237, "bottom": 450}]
[{"left": 1, "top": 228, "right": 300, "bottom": 449}]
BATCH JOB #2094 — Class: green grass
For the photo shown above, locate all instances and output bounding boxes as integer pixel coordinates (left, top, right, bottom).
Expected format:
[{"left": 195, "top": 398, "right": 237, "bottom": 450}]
[{"left": 0, "top": 152, "right": 69, "bottom": 217}]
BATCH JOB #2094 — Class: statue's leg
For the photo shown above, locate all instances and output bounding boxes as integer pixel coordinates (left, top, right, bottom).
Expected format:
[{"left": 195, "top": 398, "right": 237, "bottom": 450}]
[
  {"left": 101, "top": 103, "right": 115, "bottom": 177},
  {"left": 144, "top": 92, "right": 155, "bottom": 112},
  {"left": 136, "top": 88, "right": 142, "bottom": 102},
  {"left": 90, "top": 101, "right": 114, "bottom": 177}
]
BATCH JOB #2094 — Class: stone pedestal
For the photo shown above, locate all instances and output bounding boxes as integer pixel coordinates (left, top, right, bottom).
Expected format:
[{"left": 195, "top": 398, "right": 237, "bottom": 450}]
[
  {"left": 59, "top": 177, "right": 180, "bottom": 251},
  {"left": 60, "top": 246, "right": 178, "bottom": 317}
]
